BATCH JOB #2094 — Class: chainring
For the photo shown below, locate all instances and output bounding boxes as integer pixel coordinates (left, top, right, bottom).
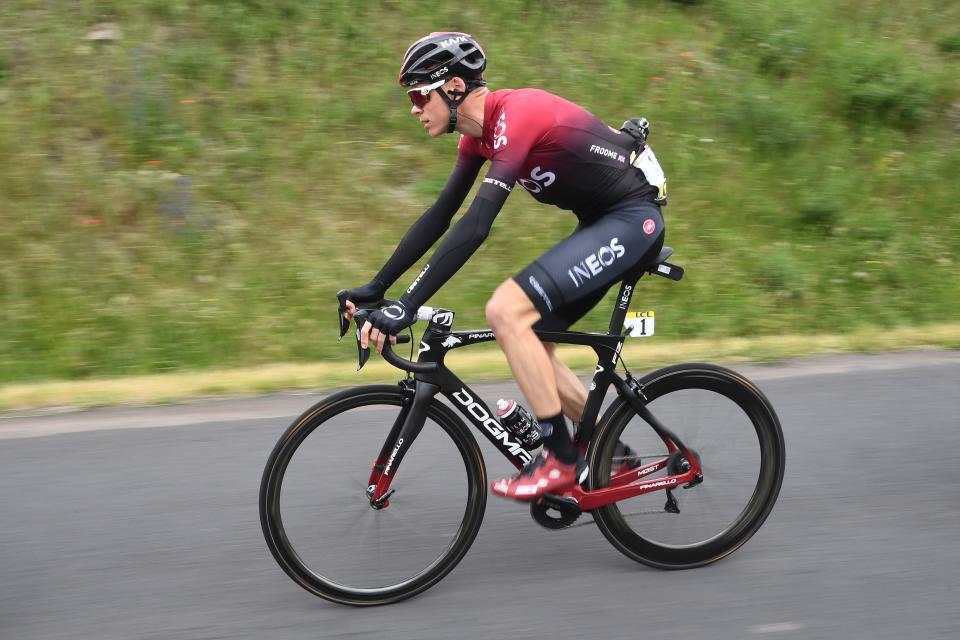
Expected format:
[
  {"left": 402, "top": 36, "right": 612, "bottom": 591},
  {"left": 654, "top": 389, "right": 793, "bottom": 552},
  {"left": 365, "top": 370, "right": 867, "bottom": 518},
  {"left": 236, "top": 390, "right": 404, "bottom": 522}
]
[{"left": 530, "top": 495, "right": 582, "bottom": 530}]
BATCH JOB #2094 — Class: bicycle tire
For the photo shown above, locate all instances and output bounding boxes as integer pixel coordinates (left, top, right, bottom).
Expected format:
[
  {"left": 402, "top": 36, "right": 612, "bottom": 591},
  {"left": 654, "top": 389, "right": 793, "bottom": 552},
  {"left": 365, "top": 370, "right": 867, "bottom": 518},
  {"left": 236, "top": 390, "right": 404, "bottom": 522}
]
[
  {"left": 589, "top": 364, "right": 785, "bottom": 569},
  {"left": 260, "top": 384, "right": 486, "bottom": 605}
]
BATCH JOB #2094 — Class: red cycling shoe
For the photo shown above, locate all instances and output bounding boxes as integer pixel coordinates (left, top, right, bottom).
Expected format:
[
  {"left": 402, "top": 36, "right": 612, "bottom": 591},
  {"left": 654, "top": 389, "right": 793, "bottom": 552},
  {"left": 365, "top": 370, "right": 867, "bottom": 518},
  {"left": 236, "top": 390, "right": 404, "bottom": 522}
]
[{"left": 491, "top": 451, "right": 587, "bottom": 501}]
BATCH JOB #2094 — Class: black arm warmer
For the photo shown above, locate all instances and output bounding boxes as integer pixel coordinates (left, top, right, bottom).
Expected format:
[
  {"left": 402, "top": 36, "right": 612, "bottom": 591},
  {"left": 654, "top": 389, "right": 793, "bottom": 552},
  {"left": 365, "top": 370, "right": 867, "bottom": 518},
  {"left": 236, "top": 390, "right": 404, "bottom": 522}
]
[
  {"left": 373, "top": 159, "right": 482, "bottom": 289},
  {"left": 401, "top": 192, "right": 505, "bottom": 309}
]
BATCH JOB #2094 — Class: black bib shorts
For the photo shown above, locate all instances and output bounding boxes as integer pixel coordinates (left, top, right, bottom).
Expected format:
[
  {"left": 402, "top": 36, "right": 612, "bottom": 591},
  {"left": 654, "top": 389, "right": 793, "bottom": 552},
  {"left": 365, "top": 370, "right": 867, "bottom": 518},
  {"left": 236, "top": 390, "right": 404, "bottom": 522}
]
[{"left": 515, "top": 199, "right": 665, "bottom": 331}]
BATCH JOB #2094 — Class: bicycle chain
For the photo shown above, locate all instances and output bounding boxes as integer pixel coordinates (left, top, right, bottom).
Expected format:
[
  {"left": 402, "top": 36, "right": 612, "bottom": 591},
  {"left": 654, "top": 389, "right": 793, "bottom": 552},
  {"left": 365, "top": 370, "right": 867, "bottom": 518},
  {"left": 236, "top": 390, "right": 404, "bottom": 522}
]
[{"left": 563, "top": 509, "right": 676, "bottom": 529}]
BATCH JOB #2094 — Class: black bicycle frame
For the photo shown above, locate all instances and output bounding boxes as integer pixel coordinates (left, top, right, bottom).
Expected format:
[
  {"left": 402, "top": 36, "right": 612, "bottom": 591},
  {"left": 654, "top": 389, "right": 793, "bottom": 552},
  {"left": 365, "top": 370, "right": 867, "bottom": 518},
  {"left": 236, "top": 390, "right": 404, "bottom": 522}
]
[{"left": 365, "top": 273, "right": 697, "bottom": 507}]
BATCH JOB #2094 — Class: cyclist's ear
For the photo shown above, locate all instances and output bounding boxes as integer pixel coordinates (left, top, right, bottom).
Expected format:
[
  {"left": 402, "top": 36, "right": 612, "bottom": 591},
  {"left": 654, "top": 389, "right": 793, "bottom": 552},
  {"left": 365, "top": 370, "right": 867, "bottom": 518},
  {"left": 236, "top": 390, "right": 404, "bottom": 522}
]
[{"left": 446, "top": 76, "right": 466, "bottom": 97}]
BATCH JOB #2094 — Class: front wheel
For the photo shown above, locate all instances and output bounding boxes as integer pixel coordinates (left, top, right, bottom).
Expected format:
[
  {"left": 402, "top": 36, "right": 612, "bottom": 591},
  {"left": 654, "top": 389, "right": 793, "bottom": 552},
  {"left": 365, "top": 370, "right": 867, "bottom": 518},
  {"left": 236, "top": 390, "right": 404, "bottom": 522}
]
[
  {"left": 589, "top": 364, "right": 785, "bottom": 569},
  {"left": 260, "top": 385, "right": 487, "bottom": 605}
]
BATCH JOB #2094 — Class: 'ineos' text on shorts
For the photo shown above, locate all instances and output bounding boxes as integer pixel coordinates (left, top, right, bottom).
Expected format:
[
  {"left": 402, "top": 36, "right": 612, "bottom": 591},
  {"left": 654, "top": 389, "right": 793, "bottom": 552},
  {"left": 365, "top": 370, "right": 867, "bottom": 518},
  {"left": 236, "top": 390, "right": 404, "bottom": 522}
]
[{"left": 567, "top": 237, "right": 626, "bottom": 288}]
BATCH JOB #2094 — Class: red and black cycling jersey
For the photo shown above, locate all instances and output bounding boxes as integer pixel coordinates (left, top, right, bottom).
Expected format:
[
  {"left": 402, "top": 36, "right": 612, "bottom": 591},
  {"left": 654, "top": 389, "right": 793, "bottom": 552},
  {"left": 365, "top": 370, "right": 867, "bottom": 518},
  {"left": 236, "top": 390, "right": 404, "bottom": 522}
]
[
  {"left": 373, "top": 88, "right": 663, "bottom": 310},
  {"left": 459, "top": 88, "right": 660, "bottom": 217}
]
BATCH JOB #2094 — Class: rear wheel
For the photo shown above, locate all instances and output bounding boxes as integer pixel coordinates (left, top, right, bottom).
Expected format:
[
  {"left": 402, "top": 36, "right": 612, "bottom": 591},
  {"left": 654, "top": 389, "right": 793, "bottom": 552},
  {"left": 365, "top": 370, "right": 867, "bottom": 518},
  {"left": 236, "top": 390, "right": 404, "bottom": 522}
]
[
  {"left": 589, "top": 364, "right": 785, "bottom": 569},
  {"left": 260, "top": 385, "right": 486, "bottom": 605}
]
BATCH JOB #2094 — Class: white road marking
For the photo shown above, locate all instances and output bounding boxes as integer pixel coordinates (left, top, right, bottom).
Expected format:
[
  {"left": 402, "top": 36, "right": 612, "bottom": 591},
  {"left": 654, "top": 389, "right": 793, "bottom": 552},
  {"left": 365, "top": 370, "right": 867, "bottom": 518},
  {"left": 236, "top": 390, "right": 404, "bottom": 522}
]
[{"left": 749, "top": 622, "right": 804, "bottom": 634}]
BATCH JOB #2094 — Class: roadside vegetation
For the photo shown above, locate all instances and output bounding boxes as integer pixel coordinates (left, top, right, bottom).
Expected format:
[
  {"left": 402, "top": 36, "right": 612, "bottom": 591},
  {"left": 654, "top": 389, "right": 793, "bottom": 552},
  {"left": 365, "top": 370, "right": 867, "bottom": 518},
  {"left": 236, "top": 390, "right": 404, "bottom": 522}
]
[{"left": 1, "top": 0, "right": 958, "bottom": 386}]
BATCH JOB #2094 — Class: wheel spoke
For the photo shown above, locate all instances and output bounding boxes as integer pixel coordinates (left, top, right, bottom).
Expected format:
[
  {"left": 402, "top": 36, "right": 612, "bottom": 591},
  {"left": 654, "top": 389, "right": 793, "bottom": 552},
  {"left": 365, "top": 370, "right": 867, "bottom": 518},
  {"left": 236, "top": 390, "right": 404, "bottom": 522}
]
[
  {"left": 260, "top": 388, "right": 486, "bottom": 604},
  {"left": 590, "top": 365, "right": 784, "bottom": 567}
]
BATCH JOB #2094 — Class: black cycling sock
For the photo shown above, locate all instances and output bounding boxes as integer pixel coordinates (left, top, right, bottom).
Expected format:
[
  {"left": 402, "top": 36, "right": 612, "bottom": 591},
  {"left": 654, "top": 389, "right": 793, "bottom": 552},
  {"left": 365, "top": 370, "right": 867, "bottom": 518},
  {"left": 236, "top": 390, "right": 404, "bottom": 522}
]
[{"left": 537, "top": 412, "right": 579, "bottom": 464}]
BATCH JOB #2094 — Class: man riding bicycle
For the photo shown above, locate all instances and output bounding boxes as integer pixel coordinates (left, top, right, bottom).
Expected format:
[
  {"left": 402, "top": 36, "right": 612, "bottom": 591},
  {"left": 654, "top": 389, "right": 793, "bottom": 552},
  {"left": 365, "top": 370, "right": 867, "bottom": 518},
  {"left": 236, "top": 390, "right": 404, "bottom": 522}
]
[{"left": 343, "top": 32, "right": 667, "bottom": 500}]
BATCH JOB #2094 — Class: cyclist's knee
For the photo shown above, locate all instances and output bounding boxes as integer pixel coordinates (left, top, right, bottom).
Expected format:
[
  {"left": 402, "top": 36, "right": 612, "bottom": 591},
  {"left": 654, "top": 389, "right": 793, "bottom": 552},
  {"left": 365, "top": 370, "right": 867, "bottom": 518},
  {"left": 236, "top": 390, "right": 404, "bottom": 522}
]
[{"left": 486, "top": 280, "right": 539, "bottom": 336}]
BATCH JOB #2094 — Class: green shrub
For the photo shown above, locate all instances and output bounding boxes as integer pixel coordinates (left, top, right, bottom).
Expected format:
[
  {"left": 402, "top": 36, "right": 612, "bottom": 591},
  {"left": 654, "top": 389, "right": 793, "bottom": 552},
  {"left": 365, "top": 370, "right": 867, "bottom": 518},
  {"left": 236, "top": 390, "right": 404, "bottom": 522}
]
[
  {"left": 721, "top": 85, "right": 809, "bottom": 156},
  {"left": 796, "top": 190, "right": 842, "bottom": 234},
  {"left": 829, "top": 42, "right": 935, "bottom": 131},
  {"left": 937, "top": 33, "right": 960, "bottom": 54},
  {"left": 755, "top": 27, "right": 810, "bottom": 79},
  {"left": 714, "top": 0, "right": 817, "bottom": 79},
  {"left": 756, "top": 247, "right": 806, "bottom": 300}
]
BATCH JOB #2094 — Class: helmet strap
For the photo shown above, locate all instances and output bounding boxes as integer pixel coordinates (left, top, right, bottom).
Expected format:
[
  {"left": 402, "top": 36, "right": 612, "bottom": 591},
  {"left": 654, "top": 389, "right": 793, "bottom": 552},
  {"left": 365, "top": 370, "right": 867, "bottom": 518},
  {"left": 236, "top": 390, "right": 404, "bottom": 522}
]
[
  {"left": 437, "top": 80, "right": 485, "bottom": 134},
  {"left": 438, "top": 88, "right": 468, "bottom": 133}
]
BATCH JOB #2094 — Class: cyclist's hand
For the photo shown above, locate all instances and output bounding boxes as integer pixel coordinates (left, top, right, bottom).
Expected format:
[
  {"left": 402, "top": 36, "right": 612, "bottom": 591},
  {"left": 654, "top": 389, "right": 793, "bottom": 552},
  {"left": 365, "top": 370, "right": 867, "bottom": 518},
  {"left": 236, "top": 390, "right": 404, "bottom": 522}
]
[
  {"left": 341, "top": 280, "right": 386, "bottom": 322},
  {"left": 362, "top": 298, "right": 416, "bottom": 354}
]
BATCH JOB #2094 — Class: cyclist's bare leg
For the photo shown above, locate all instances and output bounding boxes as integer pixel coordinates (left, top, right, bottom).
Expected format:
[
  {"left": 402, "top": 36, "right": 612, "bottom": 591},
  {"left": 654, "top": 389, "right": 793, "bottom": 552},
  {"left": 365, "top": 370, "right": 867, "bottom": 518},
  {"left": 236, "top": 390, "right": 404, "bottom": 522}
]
[
  {"left": 485, "top": 280, "right": 562, "bottom": 418},
  {"left": 543, "top": 342, "right": 588, "bottom": 424},
  {"left": 487, "top": 280, "right": 584, "bottom": 498}
]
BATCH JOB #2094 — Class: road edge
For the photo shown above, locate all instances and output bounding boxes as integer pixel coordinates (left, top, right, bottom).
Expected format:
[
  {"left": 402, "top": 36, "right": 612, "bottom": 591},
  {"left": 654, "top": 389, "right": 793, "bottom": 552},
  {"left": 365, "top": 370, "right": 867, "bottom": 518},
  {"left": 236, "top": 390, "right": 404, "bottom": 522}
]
[{"left": 2, "top": 323, "right": 958, "bottom": 415}]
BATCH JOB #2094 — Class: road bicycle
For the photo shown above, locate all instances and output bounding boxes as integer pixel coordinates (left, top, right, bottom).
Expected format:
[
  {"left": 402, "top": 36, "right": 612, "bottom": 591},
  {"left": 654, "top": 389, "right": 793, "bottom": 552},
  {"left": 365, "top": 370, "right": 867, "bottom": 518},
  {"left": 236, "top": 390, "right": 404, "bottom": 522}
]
[{"left": 260, "top": 247, "right": 785, "bottom": 606}]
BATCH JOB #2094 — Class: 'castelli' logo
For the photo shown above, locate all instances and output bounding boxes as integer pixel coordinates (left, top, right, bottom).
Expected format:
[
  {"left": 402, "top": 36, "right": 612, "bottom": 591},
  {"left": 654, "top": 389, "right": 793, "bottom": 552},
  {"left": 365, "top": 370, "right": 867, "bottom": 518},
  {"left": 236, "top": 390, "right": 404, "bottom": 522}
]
[
  {"left": 407, "top": 264, "right": 429, "bottom": 294},
  {"left": 643, "top": 219, "right": 656, "bottom": 235}
]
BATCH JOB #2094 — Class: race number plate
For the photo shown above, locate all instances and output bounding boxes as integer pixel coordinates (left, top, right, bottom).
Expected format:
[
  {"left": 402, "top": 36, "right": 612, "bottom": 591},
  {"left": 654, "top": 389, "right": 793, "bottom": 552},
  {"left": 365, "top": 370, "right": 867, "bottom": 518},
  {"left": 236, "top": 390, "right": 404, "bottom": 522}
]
[
  {"left": 630, "top": 145, "right": 667, "bottom": 203},
  {"left": 624, "top": 311, "right": 655, "bottom": 337}
]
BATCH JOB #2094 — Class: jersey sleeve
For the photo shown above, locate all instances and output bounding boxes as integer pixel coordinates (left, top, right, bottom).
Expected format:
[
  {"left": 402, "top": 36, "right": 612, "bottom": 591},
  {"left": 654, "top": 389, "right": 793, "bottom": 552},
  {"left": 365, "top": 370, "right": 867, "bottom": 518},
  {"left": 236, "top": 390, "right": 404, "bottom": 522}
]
[
  {"left": 399, "top": 189, "right": 504, "bottom": 309},
  {"left": 372, "top": 152, "right": 484, "bottom": 289},
  {"left": 481, "top": 97, "right": 549, "bottom": 190}
]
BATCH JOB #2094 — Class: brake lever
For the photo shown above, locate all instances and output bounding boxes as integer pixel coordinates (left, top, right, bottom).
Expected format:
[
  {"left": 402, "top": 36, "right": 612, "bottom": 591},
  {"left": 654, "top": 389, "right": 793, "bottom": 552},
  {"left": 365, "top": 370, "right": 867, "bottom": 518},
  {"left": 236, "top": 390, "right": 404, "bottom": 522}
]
[
  {"left": 336, "top": 290, "right": 350, "bottom": 340},
  {"left": 353, "top": 310, "right": 372, "bottom": 370},
  {"left": 344, "top": 300, "right": 413, "bottom": 371}
]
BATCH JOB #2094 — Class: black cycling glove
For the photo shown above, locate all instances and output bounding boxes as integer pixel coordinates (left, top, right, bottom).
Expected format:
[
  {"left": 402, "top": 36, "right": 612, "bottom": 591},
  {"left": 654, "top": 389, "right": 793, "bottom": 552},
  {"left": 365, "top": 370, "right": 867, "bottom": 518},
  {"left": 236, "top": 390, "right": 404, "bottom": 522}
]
[
  {"left": 343, "top": 279, "right": 387, "bottom": 308},
  {"left": 366, "top": 296, "right": 417, "bottom": 336}
]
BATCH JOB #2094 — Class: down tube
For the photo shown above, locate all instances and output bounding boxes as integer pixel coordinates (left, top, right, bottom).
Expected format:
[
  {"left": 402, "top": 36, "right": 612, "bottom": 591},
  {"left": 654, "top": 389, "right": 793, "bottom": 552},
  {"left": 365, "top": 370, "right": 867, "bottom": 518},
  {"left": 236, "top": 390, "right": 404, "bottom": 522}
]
[{"left": 439, "top": 374, "right": 533, "bottom": 469}]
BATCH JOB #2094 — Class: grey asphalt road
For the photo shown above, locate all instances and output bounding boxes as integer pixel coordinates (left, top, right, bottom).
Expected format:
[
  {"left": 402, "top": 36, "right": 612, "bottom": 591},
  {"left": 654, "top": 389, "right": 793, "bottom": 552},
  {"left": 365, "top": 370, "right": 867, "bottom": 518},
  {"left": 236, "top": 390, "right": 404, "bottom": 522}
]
[{"left": 1, "top": 351, "right": 959, "bottom": 640}]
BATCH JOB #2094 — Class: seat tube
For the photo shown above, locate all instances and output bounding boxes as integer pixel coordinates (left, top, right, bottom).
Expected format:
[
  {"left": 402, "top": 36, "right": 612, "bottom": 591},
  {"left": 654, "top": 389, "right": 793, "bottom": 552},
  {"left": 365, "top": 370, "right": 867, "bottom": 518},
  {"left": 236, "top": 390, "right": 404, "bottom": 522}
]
[
  {"left": 608, "top": 275, "right": 641, "bottom": 335},
  {"left": 371, "top": 381, "right": 440, "bottom": 501}
]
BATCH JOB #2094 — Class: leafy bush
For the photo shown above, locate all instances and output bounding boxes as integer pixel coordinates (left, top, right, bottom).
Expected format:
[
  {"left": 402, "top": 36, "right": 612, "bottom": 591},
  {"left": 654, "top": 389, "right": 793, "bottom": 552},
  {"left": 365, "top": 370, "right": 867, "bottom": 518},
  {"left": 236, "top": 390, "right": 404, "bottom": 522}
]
[
  {"left": 829, "top": 42, "right": 936, "bottom": 131},
  {"left": 756, "top": 247, "right": 806, "bottom": 300},
  {"left": 721, "top": 85, "right": 809, "bottom": 156},
  {"left": 796, "top": 190, "right": 842, "bottom": 234},
  {"left": 714, "top": 0, "right": 817, "bottom": 79},
  {"left": 937, "top": 33, "right": 960, "bottom": 54}
]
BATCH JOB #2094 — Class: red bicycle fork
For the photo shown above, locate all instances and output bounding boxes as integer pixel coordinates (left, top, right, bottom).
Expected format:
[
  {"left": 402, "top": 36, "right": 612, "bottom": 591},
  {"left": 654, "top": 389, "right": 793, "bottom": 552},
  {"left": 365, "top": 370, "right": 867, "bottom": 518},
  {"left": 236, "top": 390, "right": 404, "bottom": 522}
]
[{"left": 365, "top": 381, "right": 436, "bottom": 509}]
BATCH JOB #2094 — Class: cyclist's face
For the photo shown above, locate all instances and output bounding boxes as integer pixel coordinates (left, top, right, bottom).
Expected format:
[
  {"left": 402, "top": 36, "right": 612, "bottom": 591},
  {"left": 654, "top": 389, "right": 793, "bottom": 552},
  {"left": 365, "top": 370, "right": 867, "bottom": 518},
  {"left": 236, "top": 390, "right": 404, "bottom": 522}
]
[{"left": 410, "top": 79, "right": 454, "bottom": 138}]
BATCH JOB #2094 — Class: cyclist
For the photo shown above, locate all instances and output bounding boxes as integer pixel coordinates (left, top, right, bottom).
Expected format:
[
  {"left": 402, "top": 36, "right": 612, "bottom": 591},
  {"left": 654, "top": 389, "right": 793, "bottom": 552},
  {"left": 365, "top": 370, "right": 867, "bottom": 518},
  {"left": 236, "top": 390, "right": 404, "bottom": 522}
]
[{"left": 343, "top": 32, "right": 667, "bottom": 500}]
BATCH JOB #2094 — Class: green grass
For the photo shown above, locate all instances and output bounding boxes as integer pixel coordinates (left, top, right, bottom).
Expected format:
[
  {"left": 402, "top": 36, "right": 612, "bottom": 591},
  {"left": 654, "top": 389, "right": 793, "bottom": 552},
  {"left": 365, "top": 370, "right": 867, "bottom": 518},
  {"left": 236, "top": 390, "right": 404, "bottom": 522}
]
[
  {"left": 0, "top": 0, "right": 958, "bottom": 385},
  {"left": 3, "top": 323, "right": 958, "bottom": 413}
]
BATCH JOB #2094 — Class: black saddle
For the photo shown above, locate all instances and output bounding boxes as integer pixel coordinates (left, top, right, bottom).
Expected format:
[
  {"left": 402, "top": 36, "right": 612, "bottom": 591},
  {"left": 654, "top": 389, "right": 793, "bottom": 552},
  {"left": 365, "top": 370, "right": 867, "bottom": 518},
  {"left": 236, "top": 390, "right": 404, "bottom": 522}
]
[{"left": 645, "top": 246, "right": 684, "bottom": 281}]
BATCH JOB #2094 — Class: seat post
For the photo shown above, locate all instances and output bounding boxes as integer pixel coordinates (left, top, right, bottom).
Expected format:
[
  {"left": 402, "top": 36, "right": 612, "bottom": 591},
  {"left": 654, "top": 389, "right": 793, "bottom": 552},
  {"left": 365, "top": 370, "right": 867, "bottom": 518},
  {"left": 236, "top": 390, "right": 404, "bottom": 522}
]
[{"left": 607, "top": 274, "right": 642, "bottom": 335}]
